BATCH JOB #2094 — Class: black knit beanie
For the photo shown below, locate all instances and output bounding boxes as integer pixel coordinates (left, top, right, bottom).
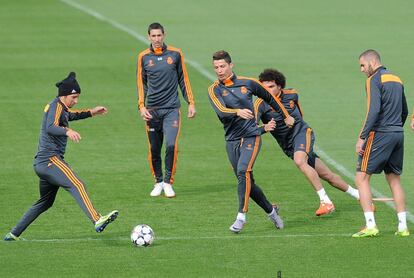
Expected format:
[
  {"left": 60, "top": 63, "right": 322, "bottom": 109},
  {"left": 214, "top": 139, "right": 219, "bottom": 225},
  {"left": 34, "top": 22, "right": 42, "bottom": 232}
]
[{"left": 56, "top": 72, "right": 81, "bottom": 96}]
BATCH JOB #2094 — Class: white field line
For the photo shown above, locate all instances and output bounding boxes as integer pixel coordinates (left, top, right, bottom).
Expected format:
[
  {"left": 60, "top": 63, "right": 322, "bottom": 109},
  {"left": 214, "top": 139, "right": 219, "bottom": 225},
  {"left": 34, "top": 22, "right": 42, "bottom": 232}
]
[
  {"left": 60, "top": 0, "right": 217, "bottom": 82},
  {"left": 60, "top": 0, "right": 413, "bottom": 224},
  {"left": 5, "top": 233, "right": 352, "bottom": 243},
  {"left": 315, "top": 146, "right": 414, "bottom": 223}
]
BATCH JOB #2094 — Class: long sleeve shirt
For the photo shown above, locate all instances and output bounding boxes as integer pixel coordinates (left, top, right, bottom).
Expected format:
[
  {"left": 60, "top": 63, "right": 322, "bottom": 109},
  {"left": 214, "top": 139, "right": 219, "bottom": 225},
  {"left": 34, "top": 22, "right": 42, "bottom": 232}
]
[
  {"left": 35, "top": 97, "right": 92, "bottom": 162},
  {"left": 137, "top": 43, "right": 195, "bottom": 110},
  {"left": 208, "top": 73, "right": 290, "bottom": 141},
  {"left": 254, "top": 89, "right": 310, "bottom": 150},
  {"left": 359, "top": 66, "right": 408, "bottom": 139}
]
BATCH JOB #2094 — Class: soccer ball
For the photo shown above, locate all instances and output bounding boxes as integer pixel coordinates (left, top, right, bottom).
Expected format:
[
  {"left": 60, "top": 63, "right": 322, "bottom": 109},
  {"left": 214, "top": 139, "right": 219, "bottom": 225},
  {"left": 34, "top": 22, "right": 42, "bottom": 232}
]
[{"left": 131, "top": 224, "right": 154, "bottom": 247}]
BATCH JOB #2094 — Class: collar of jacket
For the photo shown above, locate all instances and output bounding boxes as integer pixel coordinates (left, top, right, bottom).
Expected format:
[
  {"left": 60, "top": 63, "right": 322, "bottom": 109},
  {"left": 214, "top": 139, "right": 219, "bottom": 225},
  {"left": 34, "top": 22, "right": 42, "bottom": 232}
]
[
  {"left": 57, "top": 97, "right": 69, "bottom": 111},
  {"left": 369, "top": 65, "right": 386, "bottom": 78},
  {"left": 278, "top": 88, "right": 295, "bottom": 98},
  {"left": 220, "top": 73, "right": 237, "bottom": 86},
  {"left": 150, "top": 43, "right": 167, "bottom": 55}
]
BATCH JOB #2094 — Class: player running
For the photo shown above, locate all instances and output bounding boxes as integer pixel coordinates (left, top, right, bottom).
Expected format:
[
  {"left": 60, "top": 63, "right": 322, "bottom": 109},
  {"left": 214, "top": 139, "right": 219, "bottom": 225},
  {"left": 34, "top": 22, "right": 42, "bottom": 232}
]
[
  {"left": 254, "top": 68, "right": 360, "bottom": 216},
  {"left": 208, "top": 51, "right": 294, "bottom": 233}
]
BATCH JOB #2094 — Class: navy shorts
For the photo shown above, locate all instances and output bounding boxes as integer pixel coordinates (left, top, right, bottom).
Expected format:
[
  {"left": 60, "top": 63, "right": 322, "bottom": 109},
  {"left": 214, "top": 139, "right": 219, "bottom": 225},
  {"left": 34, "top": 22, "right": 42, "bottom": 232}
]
[
  {"left": 357, "top": 131, "right": 404, "bottom": 175},
  {"left": 282, "top": 126, "right": 318, "bottom": 168}
]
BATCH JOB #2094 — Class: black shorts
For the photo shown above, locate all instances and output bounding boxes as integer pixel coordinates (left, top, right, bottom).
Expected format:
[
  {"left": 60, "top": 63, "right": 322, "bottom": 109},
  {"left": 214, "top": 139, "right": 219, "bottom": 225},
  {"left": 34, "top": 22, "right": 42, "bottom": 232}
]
[
  {"left": 357, "top": 131, "right": 404, "bottom": 175},
  {"left": 281, "top": 126, "right": 319, "bottom": 168}
]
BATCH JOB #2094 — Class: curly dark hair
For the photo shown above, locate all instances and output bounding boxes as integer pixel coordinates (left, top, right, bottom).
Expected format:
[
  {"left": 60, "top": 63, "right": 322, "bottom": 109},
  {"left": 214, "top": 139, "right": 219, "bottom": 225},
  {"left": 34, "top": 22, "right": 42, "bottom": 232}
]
[{"left": 259, "top": 69, "right": 286, "bottom": 89}]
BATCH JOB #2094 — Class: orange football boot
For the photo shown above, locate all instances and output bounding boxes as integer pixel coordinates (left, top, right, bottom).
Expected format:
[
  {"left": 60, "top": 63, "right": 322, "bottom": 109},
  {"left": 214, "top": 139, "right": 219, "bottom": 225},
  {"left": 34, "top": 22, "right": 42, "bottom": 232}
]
[{"left": 315, "top": 202, "right": 335, "bottom": 216}]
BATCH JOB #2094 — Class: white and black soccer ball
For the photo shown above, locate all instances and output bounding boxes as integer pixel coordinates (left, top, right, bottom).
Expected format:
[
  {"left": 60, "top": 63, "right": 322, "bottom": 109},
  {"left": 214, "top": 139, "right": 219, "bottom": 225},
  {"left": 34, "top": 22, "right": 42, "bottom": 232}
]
[{"left": 131, "top": 224, "right": 154, "bottom": 247}]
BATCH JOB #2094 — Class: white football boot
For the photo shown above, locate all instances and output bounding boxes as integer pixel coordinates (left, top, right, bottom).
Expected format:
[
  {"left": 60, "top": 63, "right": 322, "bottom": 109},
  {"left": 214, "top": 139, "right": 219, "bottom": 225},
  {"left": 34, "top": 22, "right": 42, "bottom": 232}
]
[
  {"left": 163, "top": 182, "right": 176, "bottom": 198},
  {"left": 150, "top": 182, "right": 164, "bottom": 197},
  {"left": 229, "top": 219, "right": 246, "bottom": 233}
]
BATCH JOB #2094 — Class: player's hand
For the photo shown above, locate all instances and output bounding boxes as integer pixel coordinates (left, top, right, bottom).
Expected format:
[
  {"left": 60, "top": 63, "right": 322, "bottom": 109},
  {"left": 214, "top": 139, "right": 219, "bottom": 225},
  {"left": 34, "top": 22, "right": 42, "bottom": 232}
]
[
  {"left": 264, "top": 118, "right": 276, "bottom": 132},
  {"left": 188, "top": 104, "right": 196, "bottom": 119},
  {"left": 411, "top": 119, "right": 414, "bottom": 130},
  {"left": 140, "top": 107, "right": 153, "bottom": 121},
  {"left": 356, "top": 138, "right": 365, "bottom": 155},
  {"left": 237, "top": 109, "right": 254, "bottom": 119},
  {"left": 66, "top": 128, "right": 81, "bottom": 143},
  {"left": 284, "top": 115, "right": 295, "bottom": 128},
  {"left": 91, "top": 106, "right": 108, "bottom": 116}
]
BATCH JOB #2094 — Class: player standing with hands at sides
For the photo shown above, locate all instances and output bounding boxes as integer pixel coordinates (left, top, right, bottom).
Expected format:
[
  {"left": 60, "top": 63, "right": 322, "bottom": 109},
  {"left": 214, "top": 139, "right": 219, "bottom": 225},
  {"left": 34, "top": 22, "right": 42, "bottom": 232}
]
[
  {"left": 4, "top": 72, "right": 118, "bottom": 241},
  {"left": 208, "top": 50, "right": 295, "bottom": 233},
  {"left": 137, "top": 22, "right": 196, "bottom": 198},
  {"left": 353, "top": 50, "right": 409, "bottom": 237},
  {"left": 255, "top": 69, "right": 360, "bottom": 216}
]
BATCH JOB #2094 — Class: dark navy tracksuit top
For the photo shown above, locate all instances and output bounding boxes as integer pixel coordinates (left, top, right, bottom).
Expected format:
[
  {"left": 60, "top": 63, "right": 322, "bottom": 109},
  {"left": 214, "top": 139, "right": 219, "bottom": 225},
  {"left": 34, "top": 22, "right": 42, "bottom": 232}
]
[
  {"left": 137, "top": 43, "right": 195, "bottom": 109},
  {"left": 208, "top": 73, "right": 291, "bottom": 141}
]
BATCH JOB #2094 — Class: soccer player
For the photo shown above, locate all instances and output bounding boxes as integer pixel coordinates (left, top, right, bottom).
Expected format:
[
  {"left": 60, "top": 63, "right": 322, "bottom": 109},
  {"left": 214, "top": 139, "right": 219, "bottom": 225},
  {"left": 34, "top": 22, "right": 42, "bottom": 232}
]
[
  {"left": 255, "top": 69, "right": 360, "bottom": 216},
  {"left": 137, "top": 22, "right": 196, "bottom": 198},
  {"left": 4, "top": 72, "right": 118, "bottom": 241},
  {"left": 352, "top": 49, "right": 409, "bottom": 237},
  {"left": 208, "top": 50, "right": 295, "bottom": 233}
]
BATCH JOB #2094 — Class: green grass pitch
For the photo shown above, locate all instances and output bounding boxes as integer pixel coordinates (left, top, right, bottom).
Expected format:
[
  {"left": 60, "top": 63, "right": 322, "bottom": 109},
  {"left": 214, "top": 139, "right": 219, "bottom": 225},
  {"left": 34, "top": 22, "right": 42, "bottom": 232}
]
[{"left": 1, "top": 0, "right": 414, "bottom": 277}]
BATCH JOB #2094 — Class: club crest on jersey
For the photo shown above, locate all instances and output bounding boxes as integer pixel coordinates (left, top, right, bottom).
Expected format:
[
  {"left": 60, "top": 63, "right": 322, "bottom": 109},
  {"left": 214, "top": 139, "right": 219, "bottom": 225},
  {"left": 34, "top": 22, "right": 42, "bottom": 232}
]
[
  {"left": 148, "top": 59, "right": 154, "bottom": 67},
  {"left": 222, "top": 90, "right": 229, "bottom": 96},
  {"left": 289, "top": 100, "right": 295, "bottom": 109},
  {"left": 240, "top": 86, "right": 248, "bottom": 94},
  {"left": 167, "top": 56, "right": 173, "bottom": 64}
]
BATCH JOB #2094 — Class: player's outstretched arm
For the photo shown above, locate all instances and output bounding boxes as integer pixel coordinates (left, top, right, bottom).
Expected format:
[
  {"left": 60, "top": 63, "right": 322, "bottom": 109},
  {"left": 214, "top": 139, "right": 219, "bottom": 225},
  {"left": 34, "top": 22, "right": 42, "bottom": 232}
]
[
  {"left": 91, "top": 106, "right": 108, "bottom": 116},
  {"left": 250, "top": 79, "right": 295, "bottom": 128}
]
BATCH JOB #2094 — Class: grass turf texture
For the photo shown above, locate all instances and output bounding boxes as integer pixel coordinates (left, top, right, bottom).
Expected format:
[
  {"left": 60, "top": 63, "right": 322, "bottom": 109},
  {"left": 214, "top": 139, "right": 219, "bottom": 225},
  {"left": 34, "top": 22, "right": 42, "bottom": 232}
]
[{"left": 1, "top": 0, "right": 413, "bottom": 277}]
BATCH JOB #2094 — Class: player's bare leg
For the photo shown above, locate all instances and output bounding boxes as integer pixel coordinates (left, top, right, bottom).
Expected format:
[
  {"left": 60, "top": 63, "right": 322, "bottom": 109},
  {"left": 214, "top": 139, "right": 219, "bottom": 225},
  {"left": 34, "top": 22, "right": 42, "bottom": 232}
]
[
  {"left": 386, "top": 173, "right": 405, "bottom": 212},
  {"left": 352, "top": 171, "right": 378, "bottom": 237},
  {"left": 293, "top": 151, "right": 334, "bottom": 216},
  {"left": 386, "top": 173, "right": 409, "bottom": 236},
  {"left": 315, "top": 158, "right": 359, "bottom": 199},
  {"left": 355, "top": 172, "right": 373, "bottom": 213}
]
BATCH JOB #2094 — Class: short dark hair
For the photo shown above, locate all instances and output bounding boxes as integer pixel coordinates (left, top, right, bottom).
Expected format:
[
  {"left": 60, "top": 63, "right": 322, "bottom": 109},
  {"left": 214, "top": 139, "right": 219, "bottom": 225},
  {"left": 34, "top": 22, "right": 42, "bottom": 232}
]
[
  {"left": 359, "top": 49, "right": 381, "bottom": 62},
  {"left": 259, "top": 68, "right": 286, "bottom": 89},
  {"left": 148, "top": 22, "right": 164, "bottom": 34},
  {"left": 212, "top": 50, "right": 232, "bottom": 64}
]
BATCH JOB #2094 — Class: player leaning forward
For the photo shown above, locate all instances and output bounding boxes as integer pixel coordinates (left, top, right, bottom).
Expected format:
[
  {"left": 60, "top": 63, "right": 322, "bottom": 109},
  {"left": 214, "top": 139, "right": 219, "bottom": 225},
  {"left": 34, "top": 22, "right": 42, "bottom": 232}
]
[
  {"left": 255, "top": 69, "right": 360, "bottom": 216},
  {"left": 4, "top": 72, "right": 118, "bottom": 241},
  {"left": 353, "top": 50, "right": 409, "bottom": 237},
  {"left": 208, "top": 50, "right": 294, "bottom": 232},
  {"left": 137, "top": 22, "right": 196, "bottom": 198}
]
